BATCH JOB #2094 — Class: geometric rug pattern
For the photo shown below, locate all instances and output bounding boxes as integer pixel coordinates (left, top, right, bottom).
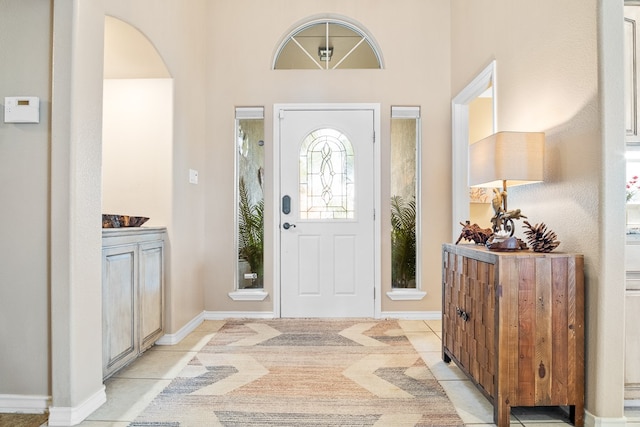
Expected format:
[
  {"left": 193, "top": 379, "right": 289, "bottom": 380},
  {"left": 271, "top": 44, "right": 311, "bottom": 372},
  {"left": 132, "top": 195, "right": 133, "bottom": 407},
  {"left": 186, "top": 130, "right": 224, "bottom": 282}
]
[{"left": 130, "top": 319, "right": 464, "bottom": 426}]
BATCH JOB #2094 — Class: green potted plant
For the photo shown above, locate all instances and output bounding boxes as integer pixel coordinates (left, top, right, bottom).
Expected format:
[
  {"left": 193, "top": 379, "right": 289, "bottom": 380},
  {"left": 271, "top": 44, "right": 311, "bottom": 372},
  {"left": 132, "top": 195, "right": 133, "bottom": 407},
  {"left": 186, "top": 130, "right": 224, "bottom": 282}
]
[
  {"left": 238, "top": 178, "right": 264, "bottom": 287},
  {"left": 391, "top": 195, "right": 416, "bottom": 288}
]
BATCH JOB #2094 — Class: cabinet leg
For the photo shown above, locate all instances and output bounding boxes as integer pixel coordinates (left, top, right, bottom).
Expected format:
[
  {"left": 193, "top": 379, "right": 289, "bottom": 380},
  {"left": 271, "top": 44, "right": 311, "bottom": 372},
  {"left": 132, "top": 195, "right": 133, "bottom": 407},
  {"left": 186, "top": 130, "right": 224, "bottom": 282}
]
[
  {"left": 495, "top": 400, "right": 511, "bottom": 427},
  {"left": 443, "top": 352, "right": 451, "bottom": 363},
  {"left": 570, "top": 404, "right": 584, "bottom": 427}
]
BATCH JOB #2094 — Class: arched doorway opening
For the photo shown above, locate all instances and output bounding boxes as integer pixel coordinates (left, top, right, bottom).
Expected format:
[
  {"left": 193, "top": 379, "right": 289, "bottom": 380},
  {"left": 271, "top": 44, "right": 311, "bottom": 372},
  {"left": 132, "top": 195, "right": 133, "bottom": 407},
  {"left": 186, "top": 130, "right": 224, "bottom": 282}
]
[{"left": 103, "top": 16, "right": 173, "bottom": 228}]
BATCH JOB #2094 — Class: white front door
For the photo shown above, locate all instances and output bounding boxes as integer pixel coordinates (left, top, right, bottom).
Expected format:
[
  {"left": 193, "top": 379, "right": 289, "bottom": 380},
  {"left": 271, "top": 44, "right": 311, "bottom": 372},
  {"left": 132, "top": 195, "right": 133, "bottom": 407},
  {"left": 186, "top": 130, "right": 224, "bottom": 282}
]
[{"left": 279, "top": 107, "right": 375, "bottom": 317}]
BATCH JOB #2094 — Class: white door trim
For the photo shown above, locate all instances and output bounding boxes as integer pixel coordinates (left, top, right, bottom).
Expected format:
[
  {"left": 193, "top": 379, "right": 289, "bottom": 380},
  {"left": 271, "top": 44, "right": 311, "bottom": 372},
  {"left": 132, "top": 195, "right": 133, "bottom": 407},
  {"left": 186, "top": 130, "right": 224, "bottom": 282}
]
[{"left": 272, "top": 103, "right": 382, "bottom": 318}]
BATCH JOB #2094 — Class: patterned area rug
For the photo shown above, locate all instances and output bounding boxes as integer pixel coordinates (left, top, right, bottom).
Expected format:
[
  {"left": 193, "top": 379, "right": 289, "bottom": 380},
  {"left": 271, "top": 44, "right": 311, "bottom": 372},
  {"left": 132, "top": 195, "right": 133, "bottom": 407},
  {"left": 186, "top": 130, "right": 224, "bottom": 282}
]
[
  {"left": 130, "top": 319, "right": 463, "bottom": 426},
  {"left": 0, "top": 413, "right": 48, "bottom": 427}
]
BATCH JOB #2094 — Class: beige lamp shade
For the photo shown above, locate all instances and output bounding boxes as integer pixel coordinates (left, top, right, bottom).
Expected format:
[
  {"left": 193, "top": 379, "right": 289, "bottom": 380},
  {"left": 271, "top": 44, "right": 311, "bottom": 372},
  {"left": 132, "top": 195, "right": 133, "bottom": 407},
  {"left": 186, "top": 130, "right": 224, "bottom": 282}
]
[{"left": 469, "top": 131, "right": 545, "bottom": 188}]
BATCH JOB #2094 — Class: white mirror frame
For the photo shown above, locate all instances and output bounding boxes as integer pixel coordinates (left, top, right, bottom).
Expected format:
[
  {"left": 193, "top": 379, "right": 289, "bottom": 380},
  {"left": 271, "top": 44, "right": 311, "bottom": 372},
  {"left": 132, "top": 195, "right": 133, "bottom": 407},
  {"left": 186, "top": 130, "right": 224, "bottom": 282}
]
[{"left": 451, "top": 60, "right": 497, "bottom": 241}]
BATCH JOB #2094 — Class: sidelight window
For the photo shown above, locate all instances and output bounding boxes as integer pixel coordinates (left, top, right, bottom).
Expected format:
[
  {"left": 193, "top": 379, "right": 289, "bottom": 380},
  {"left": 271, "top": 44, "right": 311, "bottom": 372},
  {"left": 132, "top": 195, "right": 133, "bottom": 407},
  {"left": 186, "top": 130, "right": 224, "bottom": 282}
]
[
  {"left": 235, "top": 107, "right": 265, "bottom": 290},
  {"left": 390, "top": 107, "right": 421, "bottom": 290}
]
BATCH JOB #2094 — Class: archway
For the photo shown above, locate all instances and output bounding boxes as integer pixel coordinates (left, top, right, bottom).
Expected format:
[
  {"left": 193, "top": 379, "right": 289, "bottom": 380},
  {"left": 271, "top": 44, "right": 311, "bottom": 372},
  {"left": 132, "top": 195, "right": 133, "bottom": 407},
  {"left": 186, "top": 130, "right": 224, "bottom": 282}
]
[{"left": 103, "top": 16, "right": 173, "bottom": 228}]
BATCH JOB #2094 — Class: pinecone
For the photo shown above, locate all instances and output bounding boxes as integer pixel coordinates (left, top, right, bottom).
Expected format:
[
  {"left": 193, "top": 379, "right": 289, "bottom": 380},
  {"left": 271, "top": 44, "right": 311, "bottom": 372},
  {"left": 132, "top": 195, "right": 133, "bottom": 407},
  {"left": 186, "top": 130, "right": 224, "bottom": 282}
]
[{"left": 523, "top": 221, "right": 560, "bottom": 253}]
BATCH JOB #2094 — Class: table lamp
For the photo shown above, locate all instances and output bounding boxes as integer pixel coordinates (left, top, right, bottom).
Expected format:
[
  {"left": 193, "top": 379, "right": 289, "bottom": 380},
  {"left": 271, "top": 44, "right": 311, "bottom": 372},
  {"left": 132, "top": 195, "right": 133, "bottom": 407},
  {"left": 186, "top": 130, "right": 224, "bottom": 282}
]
[{"left": 469, "top": 131, "right": 545, "bottom": 237}]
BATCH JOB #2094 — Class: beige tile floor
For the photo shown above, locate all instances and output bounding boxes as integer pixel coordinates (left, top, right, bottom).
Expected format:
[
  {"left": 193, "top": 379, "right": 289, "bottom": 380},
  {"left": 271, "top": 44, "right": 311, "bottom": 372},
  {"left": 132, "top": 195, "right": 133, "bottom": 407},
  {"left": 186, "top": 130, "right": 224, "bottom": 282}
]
[{"left": 69, "top": 319, "right": 639, "bottom": 427}]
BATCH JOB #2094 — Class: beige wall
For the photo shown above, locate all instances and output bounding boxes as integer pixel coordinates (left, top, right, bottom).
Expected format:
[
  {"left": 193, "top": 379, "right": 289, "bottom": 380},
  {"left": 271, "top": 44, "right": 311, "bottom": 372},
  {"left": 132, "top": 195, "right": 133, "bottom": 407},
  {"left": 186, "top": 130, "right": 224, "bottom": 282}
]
[
  {"left": 0, "top": 0, "right": 211, "bottom": 415},
  {"left": 104, "top": 1, "right": 209, "bottom": 333},
  {"left": 0, "top": 0, "right": 627, "bottom": 423},
  {"left": 50, "top": 0, "right": 106, "bottom": 412},
  {"left": 0, "top": 0, "right": 51, "bottom": 398},
  {"left": 102, "top": 79, "right": 173, "bottom": 227},
  {"left": 452, "top": 0, "right": 626, "bottom": 420},
  {"left": 103, "top": 1, "right": 453, "bottom": 319},
  {"left": 204, "top": 0, "right": 452, "bottom": 314}
]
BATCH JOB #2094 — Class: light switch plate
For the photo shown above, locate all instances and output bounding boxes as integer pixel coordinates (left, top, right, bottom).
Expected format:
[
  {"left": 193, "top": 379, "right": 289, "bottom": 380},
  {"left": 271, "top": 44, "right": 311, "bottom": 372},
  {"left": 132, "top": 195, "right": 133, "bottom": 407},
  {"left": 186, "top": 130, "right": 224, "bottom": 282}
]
[
  {"left": 189, "top": 169, "right": 198, "bottom": 184},
  {"left": 4, "top": 97, "right": 39, "bottom": 123}
]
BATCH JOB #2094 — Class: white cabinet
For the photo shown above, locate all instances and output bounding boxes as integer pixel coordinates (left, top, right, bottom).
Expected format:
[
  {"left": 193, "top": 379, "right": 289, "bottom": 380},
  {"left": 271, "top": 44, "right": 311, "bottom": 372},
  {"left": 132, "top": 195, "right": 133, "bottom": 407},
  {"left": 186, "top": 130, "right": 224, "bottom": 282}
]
[
  {"left": 139, "top": 241, "right": 164, "bottom": 350},
  {"left": 625, "top": 6, "right": 640, "bottom": 144},
  {"left": 626, "top": 4, "right": 640, "bottom": 401},
  {"left": 626, "top": 293, "right": 640, "bottom": 396},
  {"left": 102, "top": 227, "right": 166, "bottom": 380},
  {"left": 626, "top": 241, "right": 640, "bottom": 400}
]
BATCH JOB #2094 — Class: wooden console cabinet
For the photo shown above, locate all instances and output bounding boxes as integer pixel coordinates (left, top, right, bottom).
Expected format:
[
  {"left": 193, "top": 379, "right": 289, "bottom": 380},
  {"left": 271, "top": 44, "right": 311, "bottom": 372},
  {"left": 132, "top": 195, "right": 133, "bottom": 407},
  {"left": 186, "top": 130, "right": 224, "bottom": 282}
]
[
  {"left": 102, "top": 227, "right": 166, "bottom": 379},
  {"left": 442, "top": 243, "right": 585, "bottom": 427}
]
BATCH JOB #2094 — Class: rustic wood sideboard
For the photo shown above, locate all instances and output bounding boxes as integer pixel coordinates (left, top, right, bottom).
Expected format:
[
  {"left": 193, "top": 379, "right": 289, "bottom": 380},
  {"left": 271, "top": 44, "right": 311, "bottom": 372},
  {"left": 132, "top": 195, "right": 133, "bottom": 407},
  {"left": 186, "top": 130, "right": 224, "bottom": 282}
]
[{"left": 441, "top": 243, "right": 585, "bottom": 427}]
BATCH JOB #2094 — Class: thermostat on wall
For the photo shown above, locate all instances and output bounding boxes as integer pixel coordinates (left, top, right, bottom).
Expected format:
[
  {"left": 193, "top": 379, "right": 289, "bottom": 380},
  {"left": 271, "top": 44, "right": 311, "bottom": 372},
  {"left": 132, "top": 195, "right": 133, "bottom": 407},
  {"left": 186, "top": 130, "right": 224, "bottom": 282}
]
[{"left": 4, "top": 97, "right": 40, "bottom": 123}]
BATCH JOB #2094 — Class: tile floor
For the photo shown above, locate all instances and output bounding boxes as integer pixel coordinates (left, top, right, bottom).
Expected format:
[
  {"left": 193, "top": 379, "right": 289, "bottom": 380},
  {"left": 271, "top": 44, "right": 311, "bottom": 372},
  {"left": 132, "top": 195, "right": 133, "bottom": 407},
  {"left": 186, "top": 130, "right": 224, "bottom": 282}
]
[{"left": 67, "top": 319, "right": 639, "bottom": 426}]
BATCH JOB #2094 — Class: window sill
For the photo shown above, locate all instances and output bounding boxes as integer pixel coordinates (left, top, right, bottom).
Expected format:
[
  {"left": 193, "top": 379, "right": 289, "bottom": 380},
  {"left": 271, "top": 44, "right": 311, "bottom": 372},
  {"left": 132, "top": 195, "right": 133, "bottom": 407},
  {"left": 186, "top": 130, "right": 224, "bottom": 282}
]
[
  {"left": 228, "top": 290, "right": 269, "bottom": 301},
  {"left": 386, "top": 289, "right": 427, "bottom": 301}
]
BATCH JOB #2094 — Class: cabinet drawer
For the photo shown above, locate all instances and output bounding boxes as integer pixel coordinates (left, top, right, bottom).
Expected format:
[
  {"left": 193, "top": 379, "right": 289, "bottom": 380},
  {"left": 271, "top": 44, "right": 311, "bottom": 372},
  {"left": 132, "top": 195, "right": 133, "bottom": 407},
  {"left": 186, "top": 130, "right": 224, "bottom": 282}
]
[
  {"left": 626, "top": 243, "right": 640, "bottom": 272},
  {"left": 627, "top": 272, "right": 640, "bottom": 290},
  {"left": 626, "top": 291, "right": 640, "bottom": 385}
]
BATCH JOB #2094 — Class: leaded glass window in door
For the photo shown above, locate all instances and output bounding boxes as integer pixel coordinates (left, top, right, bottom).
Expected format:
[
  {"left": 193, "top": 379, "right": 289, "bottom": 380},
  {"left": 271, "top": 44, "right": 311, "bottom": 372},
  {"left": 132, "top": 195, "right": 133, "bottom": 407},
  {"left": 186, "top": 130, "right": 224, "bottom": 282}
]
[{"left": 299, "top": 128, "right": 354, "bottom": 219}]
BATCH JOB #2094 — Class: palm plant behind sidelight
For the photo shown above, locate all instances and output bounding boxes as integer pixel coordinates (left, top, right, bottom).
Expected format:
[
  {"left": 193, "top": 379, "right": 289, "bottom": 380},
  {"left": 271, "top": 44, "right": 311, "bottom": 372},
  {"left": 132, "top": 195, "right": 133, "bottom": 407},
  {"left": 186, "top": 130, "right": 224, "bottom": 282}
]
[
  {"left": 391, "top": 195, "right": 416, "bottom": 288},
  {"left": 238, "top": 178, "right": 264, "bottom": 285}
]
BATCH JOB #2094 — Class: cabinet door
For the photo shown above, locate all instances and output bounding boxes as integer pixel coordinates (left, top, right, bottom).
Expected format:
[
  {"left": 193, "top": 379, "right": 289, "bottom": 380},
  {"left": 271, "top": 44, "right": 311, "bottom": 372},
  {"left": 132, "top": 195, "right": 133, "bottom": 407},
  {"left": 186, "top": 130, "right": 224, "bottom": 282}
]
[
  {"left": 626, "top": 292, "right": 640, "bottom": 389},
  {"left": 625, "top": 244, "right": 640, "bottom": 397},
  {"left": 139, "top": 240, "right": 164, "bottom": 350},
  {"left": 443, "top": 250, "right": 496, "bottom": 397},
  {"left": 102, "top": 244, "right": 138, "bottom": 378},
  {"left": 443, "top": 250, "right": 461, "bottom": 363},
  {"left": 468, "top": 258, "right": 496, "bottom": 397}
]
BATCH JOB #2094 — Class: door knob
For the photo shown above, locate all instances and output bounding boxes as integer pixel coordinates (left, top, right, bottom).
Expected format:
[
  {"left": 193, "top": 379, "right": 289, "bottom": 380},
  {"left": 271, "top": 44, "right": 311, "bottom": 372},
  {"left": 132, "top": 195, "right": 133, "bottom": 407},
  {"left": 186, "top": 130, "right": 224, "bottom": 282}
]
[{"left": 283, "top": 222, "right": 296, "bottom": 230}]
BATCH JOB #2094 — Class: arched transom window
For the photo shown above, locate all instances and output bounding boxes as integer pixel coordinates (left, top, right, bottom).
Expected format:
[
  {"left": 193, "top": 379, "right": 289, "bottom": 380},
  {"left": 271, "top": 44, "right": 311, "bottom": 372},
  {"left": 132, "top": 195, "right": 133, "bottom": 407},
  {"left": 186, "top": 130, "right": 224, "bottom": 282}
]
[{"left": 274, "top": 18, "right": 383, "bottom": 70}]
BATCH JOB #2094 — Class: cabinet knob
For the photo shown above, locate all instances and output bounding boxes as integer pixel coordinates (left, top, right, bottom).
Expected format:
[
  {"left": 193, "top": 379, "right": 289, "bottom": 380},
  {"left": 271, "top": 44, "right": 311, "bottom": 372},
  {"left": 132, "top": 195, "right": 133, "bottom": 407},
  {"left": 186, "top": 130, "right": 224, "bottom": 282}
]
[
  {"left": 455, "top": 306, "right": 470, "bottom": 322},
  {"left": 538, "top": 361, "right": 546, "bottom": 378}
]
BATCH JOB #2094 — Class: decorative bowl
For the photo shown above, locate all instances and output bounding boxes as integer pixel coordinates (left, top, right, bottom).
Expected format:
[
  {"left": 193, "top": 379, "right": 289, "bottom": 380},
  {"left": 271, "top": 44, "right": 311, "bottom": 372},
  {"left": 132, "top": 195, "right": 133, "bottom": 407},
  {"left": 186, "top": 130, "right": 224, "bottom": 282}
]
[{"left": 102, "top": 214, "right": 150, "bottom": 228}]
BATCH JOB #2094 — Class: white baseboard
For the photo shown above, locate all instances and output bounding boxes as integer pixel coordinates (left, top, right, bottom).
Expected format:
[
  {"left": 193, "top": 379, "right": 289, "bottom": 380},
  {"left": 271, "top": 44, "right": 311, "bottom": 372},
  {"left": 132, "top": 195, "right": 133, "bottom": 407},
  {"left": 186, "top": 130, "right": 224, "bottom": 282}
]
[
  {"left": 204, "top": 311, "right": 276, "bottom": 320},
  {"left": 584, "top": 410, "right": 628, "bottom": 427},
  {"left": 155, "top": 311, "right": 277, "bottom": 347},
  {"left": 380, "top": 311, "right": 442, "bottom": 320},
  {"left": 203, "top": 311, "right": 439, "bottom": 320},
  {"left": 48, "top": 386, "right": 106, "bottom": 426},
  {"left": 0, "top": 393, "right": 50, "bottom": 414},
  {"left": 155, "top": 311, "right": 204, "bottom": 345}
]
